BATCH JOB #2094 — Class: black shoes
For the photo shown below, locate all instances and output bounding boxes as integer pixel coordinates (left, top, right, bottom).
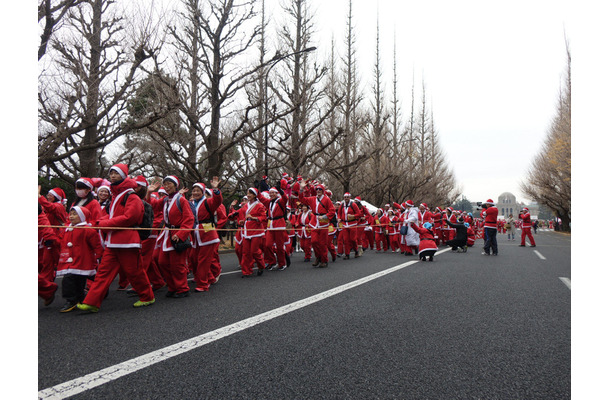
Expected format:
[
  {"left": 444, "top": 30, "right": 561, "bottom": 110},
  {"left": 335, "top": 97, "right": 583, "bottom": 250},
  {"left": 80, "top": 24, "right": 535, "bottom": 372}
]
[
  {"left": 257, "top": 268, "right": 264, "bottom": 276},
  {"left": 60, "top": 301, "right": 77, "bottom": 313}
]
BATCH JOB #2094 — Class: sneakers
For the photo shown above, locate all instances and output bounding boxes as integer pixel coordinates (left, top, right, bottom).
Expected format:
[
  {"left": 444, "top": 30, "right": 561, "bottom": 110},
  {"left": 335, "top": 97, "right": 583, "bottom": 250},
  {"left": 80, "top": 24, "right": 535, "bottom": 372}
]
[
  {"left": 278, "top": 265, "right": 287, "bottom": 271},
  {"left": 60, "top": 302, "right": 77, "bottom": 313},
  {"left": 312, "top": 259, "right": 320, "bottom": 267},
  {"left": 257, "top": 268, "right": 264, "bottom": 276},
  {"left": 77, "top": 303, "right": 99, "bottom": 313},
  {"left": 171, "top": 291, "right": 190, "bottom": 298},
  {"left": 133, "top": 298, "right": 155, "bottom": 308},
  {"left": 319, "top": 263, "right": 328, "bottom": 268},
  {"left": 266, "top": 263, "right": 276, "bottom": 270},
  {"left": 519, "top": 244, "right": 525, "bottom": 247},
  {"left": 481, "top": 252, "right": 490, "bottom": 256},
  {"left": 343, "top": 254, "right": 350, "bottom": 260},
  {"left": 117, "top": 285, "right": 131, "bottom": 291}
]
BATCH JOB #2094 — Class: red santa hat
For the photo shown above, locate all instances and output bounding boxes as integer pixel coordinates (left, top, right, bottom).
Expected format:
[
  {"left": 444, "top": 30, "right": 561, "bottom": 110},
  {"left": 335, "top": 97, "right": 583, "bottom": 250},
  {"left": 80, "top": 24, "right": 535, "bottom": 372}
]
[
  {"left": 158, "top": 188, "right": 168, "bottom": 196},
  {"left": 296, "top": 175, "right": 303, "bottom": 181},
  {"left": 205, "top": 188, "right": 213, "bottom": 196},
  {"left": 484, "top": 199, "right": 495, "bottom": 206},
  {"left": 262, "top": 175, "right": 268, "bottom": 180},
  {"left": 110, "top": 164, "right": 129, "bottom": 179},
  {"left": 192, "top": 182, "right": 206, "bottom": 192},
  {"left": 76, "top": 177, "right": 94, "bottom": 190},
  {"left": 355, "top": 196, "right": 362, "bottom": 201},
  {"left": 314, "top": 184, "right": 325, "bottom": 191},
  {"left": 282, "top": 172, "right": 289, "bottom": 179},
  {"left": 248, "top": 187, "right": 259, "bottom": 197},
  {"left": 269, "top": 187, "right": 279, "bottom": 194},
  {"left": 48, "top": 188, "right": 66, "bottom": 202},
  {"left": 70, "top": 205, "right": 89, "bottom": 224},
  {"left": 134, "top": 175, "right": 148, "bottom": 188},
  {"left": 435, "top": 206, "right": 442, "bottom": 212},
  {"left": 344, "top": 192, "right": 351, "bottom": 198},
  {"left": 446, "top": 207, "right": 453, "bottom": 212},
  {"left": 522, "top": 207, "right": 529, "bottom": 212},
  {"left": 163, "top": 175, "right": 180, "bottom": 188},
  {"left": 420, "top": 202, "right": 428, "bottom": 208},
  {"left": 325, "top": 190, "right": 332, "bottom": 197},
  {"left": 405, "top": 200, "right": 415, "bottom": 207},
  {"left": 98, "top": 185, "right": 111, "bottom": 195}
]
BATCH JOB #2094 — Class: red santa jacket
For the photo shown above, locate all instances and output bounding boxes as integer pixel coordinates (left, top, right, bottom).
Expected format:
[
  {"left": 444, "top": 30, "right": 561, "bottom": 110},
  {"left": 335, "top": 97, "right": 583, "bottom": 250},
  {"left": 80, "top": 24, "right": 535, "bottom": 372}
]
[
  {"left": 152, "top": 193, "right": 195, "bottom": 251},
  {"left": 467, "top": 226, "right": 476, "bottom": 246},
  {"left": 215, "top": 203, "right": 228, "bottom": 229},
  {"left": 298, "top": 192, "right": 336, "bottom": 229},
  {"left": 38, "top": 211, "right": 58, "bottom": 249},
  {"left": 192, "top": 189, "right": 223, "bottom": 247},
  {"left": 258, "top": 192, "right": 288, "bottom": 230},
  {"left": 57, "top": 208, "right": 104, "bottom": 277},
  {"left": 338, "top": 199, "right": 362, "bottom": 228},
  {"left": 242, "top": 199, "right": 267, "bottom": 239},
  {"left": 228, "top": 203, "right": 247, "bottom": 244},
  {"left": 519, "top": 212, "right": 532, "bottom": 229},
  {"left": 295, "top": 210, "right": 313, "bottom": 238},
  {"left": 96, "top": 179, "right": 144, "bottom": 249},
  {"left": 38, "top": 195, "right": 68, "bottom": 236},
  {"left": 410, "top": 224, "right": 439, "bottom": 252},
  {"left": 482, "top": 206, "right": 499, "bottom": 229}
]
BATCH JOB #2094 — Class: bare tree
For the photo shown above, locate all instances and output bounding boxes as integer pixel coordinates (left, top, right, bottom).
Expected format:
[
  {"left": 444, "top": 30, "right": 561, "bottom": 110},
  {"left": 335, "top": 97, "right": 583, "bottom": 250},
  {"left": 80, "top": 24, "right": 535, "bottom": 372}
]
[
  {"left": 38, "top": 0, "right": 167, "bottom": 182},
  {"left": 38, "top": 0, "right": 87, "bottom": 60}
]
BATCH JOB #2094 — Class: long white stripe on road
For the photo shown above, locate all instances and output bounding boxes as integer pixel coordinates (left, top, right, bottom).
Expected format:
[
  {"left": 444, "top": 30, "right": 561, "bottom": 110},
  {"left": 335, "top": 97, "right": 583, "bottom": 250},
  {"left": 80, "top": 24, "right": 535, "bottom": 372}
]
[
  {"left": 39, "top": 247, "right": 452, "bottom": 399},
  {"left": 533, "top": 250, "right": 546, "bottom": 260},
  {"left": 559, "top": 277, "right": 571, "bottom": 290}
]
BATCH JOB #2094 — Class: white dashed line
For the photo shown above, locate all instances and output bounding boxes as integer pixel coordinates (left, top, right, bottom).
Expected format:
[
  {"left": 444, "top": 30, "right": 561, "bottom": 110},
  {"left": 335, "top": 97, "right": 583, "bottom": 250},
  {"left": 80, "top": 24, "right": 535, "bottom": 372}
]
[
  {"left": 38, "top": 248, "right": 451, "bottom": 399},
  {"left": 559, "top": 277, "right": 571, "bottom": 290},
  {"left": 533, "top": 250, "right": 546, "bottom": 260}
]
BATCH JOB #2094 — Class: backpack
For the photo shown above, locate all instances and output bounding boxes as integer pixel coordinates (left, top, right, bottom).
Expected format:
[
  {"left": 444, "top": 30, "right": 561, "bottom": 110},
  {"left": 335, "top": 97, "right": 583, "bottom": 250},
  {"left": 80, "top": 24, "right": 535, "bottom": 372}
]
[{"left": 122, "top": 192, "right": 153, "bottom": 241}]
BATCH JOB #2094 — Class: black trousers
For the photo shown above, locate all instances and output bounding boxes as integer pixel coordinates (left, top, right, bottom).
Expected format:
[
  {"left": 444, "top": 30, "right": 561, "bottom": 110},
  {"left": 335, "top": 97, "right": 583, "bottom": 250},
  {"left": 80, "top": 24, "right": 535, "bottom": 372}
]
[
  {"left": 483, "top": 227, "right": 498, "bottom": 255},
  {"left": 61, "top": 274, "right": 89, "bottom": 303},
  {"left": 446, "top": 238, "right": 467, "bottom": 250}
]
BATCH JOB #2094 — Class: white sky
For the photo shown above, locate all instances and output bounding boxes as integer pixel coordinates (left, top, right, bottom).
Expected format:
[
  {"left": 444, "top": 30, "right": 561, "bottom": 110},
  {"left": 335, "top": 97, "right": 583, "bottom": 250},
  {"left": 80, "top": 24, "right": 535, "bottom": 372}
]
[{"left": 285, "top": 0, "right": 573, "bottom": 204}]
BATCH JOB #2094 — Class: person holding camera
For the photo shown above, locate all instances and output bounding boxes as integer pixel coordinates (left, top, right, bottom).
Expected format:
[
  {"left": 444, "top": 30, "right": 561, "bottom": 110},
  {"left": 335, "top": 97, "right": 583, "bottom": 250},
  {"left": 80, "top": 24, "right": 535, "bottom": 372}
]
[{"left": 480, "top": 199, "right": 499, "bottom": 256}]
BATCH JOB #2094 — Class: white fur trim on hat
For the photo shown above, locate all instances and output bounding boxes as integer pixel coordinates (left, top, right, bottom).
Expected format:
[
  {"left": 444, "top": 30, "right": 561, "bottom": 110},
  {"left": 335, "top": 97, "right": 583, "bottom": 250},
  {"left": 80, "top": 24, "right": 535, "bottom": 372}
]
[
  {"left": 110, "top": 165, "right": 128, "bottom": 179},
  {"left": 71, "top": 206, "right": 86, "bottom": 224},
  {"left": 163, "top": 175, "right": 180, "bottom": 188}
]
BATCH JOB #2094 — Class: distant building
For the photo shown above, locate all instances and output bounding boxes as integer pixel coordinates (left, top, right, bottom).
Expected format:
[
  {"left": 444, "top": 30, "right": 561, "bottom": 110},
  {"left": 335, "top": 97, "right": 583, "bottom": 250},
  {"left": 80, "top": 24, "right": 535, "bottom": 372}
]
[{"left": 497, "top": 192, "right": 520, "bottom": 218}]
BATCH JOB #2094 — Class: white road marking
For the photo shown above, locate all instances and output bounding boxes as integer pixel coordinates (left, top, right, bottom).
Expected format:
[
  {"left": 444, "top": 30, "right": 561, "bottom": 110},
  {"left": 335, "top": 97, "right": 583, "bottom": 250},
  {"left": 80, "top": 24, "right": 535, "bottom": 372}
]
[
  {"left": 559, "top": 277, "right": 571, "bottom": 290},
  {"left": 39, "top": 247, "right": 452, "bottom": 399},
  {"left": 533, "top": 250, "right": 546, "bottom": 260}
]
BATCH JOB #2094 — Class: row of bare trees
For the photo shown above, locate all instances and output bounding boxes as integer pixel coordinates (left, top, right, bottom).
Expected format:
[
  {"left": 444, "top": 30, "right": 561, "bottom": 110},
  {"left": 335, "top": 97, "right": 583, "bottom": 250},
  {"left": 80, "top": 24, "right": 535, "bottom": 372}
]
[
  {"left": 521, "top": 39, "right": 571, "bottom": 231},
  {"left": 38, "top": 0, "right": 459, "bottom": 207}
]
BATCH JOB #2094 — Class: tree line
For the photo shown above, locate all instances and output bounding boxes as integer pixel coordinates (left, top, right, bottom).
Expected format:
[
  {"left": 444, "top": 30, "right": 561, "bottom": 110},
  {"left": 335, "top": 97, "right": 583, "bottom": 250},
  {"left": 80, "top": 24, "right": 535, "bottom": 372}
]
[{"left": 38, "top": 0, "right": 459, "bottom": 207}]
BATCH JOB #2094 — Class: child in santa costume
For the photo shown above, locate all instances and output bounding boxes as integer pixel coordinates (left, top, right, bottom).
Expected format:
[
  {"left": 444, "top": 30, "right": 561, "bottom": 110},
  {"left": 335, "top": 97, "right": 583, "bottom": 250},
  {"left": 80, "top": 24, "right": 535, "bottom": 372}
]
[
  {"left": 295, "top": 203, "right": 313, "bottom": 262},
  {"left": 38, "top": 186, "right": 68, "bottom": 282},
  {"left": 57, "top": 206, "right": 104, "bottom": 312},
  {"left": 77, "top": 164, "right": 155, "bottom": 312}
]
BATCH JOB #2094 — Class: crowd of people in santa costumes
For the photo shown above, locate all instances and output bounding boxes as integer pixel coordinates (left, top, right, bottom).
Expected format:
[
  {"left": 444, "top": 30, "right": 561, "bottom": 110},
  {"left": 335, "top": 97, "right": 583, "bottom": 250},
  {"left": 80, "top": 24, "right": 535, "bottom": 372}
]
[{"left": 42, "top": 163, "right": 547, "bottom": 313}]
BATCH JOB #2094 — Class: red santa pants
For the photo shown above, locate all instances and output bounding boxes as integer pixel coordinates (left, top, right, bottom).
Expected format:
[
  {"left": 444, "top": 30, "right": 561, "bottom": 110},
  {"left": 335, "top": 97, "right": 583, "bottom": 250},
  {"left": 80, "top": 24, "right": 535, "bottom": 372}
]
[
  {"left": 365, "top": 230, "right": 374, "bottom": 250},
  {"left": 40, "top": 242, "right": 60, "bottom": 283},
  {"left": 142, "top": 237, "right": 165, "bottom": 290},
  {"left": 342, "top": 225, "right": 359, "bottom": 255},
  {"left": 83, "top": 248, "right": 154, "bottom": 308},
  {"left": 38, "top": 274, "right": 58, "bottom": 302},
  {"left": 157, "top": 249, "right": 190, "bottom": 294},
  {"left": 298, "top": 236, "right": 312, "bottom": 259},
  {"left": 520, "top": 227, "right": 536, "bottom": 246},
  {"left": 375, "top": 232, "right": 388, "bottom": 251},
  {"left": 193, "top": 242, "right": 219, "bottom": 290},
  {"left": 311, "top": 227, "right": 329, "bottom": 263},
  {"left": 242, "top": 236, "right": 265, "bottom": 275},
  {"left": 265, "top": 229, "right": 286, "bottom": 267}
]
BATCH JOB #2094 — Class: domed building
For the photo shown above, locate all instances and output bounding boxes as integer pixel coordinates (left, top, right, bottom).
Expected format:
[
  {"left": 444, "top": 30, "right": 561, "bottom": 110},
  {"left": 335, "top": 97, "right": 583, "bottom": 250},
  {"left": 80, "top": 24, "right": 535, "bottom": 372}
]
[{"left": 497, "top": 192, "right": 520, "bottom": 218}]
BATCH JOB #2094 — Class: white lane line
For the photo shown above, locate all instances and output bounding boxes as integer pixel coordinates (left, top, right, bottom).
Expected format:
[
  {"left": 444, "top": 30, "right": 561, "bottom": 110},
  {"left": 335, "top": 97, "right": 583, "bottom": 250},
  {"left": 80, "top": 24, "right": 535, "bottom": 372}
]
[
  {"left": 39, "top": 247, "right": 451, "bottom": 399},
  {"left": 533, "top": 250, "right": 546, "bottom": 260},
  {"left": 559, "top": 277, "right": 571, "bottom": 290}
]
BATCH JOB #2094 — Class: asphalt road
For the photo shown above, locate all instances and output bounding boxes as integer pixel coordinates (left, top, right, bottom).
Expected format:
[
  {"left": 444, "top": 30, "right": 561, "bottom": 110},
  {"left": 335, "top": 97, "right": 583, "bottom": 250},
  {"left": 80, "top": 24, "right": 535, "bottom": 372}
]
[{"left": 38, "top": 229, "right": 570, "bottom": 399}]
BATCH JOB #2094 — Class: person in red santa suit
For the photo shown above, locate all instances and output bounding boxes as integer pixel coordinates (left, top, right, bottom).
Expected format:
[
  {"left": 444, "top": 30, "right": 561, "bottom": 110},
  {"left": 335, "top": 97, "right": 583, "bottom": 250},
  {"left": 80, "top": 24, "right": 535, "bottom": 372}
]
[
  {"left": 202, "top": 185, "right": 227, "bottom": 284},
  {"left": 57, "top": 206, "right": 104, "bottom": 312},
  {"left": 430, "top": 207, "right": 443, "bottom": 245},
  {"left": 97, "top": 184, "right": 112, "bottom": 216},
  {"left": 70, "top": 177, "right": 103, "bottom": 223},
  {"left": 38, "top": 185, "right": 68, "bottom": 283},
  {"left": 518, "top": 207, "right": 536, "bottom": 247},
  {"left": 338, "top": 192, "right": 362, "bottom": 259},
  {"left": 465, "top": 222, "right": 476, "bottom": 247},
  {"left": 290, "top": 176, "right": 303, "bottom": 210},
  {"left": 148, "top": 175, "right": 195, "bottom": 298},
  {"left": 481, "top": 199, "right": 499, "bottom": 256},
  {"left": 334, "top": 202, "right": 345, "bottom": 257},
  {"left": 258, "top": 185, "right": 289, "bottom": 271},
  {"left": 387, "top": 209, "right": 401, "bottom": 252},
  {"left": 373, "top": 209, "right": 389, "bottom": 252},
  {"left": 228, "top": 197, "right": 248, "bottom": 267},
  {"left": 354, "top": 197, "right": 368, "bottom": 255},
  {"left": 295, "top": 203, "right": 313, "bottom": 262},
  {"left": 77, "top": 164, "right": 156, "bottom": 312},
  {"left": 409, "top": 222, "right": 438, "bottom": 261},
  {"left": 298, "top": 181, "right": 336, "bottom": 268},
  {"left": 240, "top": 188, "right": 267, "bottom": 277},
  {"left": 38, "top": 203, "right": 59, "bottom": 304},
  {"left": 187, "top": 178, "right": 223, "bottom": 291},
  {"left": 419, "top": 203, "right": 433, "bottom": 224}
]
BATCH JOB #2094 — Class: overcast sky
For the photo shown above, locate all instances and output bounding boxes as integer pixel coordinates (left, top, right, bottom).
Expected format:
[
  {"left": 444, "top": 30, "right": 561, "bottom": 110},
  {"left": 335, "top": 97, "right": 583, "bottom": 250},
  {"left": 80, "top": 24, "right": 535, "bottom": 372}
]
[{"left": 274, "top": 0, "right": 572, "bottom": 205}]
